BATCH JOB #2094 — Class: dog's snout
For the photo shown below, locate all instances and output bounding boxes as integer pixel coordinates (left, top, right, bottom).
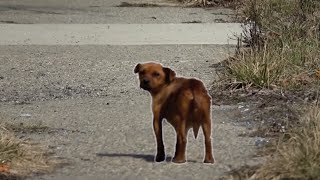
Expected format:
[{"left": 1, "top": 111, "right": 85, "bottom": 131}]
[
  {"left": 140, "top": 78, "right": 151, "bottom": 91},
  {"left": 143, "top": 79, "right": 150, "bottom": 85}
]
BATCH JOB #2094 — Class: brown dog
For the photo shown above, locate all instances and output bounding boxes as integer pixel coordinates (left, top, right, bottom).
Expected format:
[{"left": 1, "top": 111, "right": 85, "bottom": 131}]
[{"left": 134, "top": 62, "right": 214, "bottom": 164}]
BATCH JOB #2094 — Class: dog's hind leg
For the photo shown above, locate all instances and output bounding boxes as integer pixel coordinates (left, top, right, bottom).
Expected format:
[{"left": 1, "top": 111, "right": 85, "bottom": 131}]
[
  {"left": 201, "top": 121, "right": 214, "bottom": 163},
  {"left": 172, "top": 117, "right": 188, "bottom": 163},
  {"left": 201, "top": 101, "right": 215, "bottom": 164}
]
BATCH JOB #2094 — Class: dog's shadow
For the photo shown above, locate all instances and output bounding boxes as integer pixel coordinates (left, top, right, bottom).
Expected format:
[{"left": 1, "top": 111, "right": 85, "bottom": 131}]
[
  {"left": 96, "top": 153, "right": 197, "bottom": 163},
  {"left": 96, "top": 153, "right": 170, "bottom": 162}
]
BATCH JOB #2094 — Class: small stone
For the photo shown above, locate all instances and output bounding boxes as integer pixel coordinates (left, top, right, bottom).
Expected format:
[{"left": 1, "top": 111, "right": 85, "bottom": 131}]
[
  {"left": 20, "top": 113, "right": 31, "bottom": 117},
  {"left": 255, "top": 137, "right": 269, "bottom": 148}
]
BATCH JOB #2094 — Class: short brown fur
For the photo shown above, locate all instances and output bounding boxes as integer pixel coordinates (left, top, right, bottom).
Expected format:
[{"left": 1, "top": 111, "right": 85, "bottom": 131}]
[{"left": 134, "top": 62, "right": 214, "bottom": 163}]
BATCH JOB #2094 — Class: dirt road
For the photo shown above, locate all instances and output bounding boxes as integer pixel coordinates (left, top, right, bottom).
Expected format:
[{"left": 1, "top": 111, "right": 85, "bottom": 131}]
[{"left": 0, "top": 1, "right": 260, "bottom": 179}]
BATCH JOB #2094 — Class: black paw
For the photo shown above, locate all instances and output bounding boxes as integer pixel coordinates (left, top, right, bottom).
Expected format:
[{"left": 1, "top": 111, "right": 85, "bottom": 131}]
[{"left": 155, "top": 153, "right": 165, "bottom": 162}]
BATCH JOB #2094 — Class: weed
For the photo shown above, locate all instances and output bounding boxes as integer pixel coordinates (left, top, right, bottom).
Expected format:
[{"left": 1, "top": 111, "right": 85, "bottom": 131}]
[
  {"left": 211, "top": 1, "right": 320, "bottom": 178},
  {"left": 253, "top": 107, "right": 320, "bottom": 179},
  {"left": 217, "top": 0, "right": 320, "bottom": 90},
  {"left": 0, "top": 125, "right": 63, "bottom": 178}
]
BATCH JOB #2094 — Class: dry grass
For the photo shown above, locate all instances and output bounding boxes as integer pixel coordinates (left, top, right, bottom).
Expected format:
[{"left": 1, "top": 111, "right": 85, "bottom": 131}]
[
  {"left": 214, "top": 0, "right": 320, "bottom": 91},
  {"left": 211, "top": 0, "right": 320, "bottom": 179},
  {"left": 117, "top": 0, "right": 244, "bottom": 8},
  {"left": 251, "top": 106, "right": 320, "bottom": 179},
  {"left": 220, "top": 106, "right": 320, "bottom": 179},
  {"left": 178, "top": 0, "right": 209, "bottom": 6},
  {"left": 225, "top": 42, "right": 284, "bottom": 89},
  {"left": 176, "top": 0, "right": 244, "bottom": 8},
  {"left": 211, "top": 0, "right": 320, "bottom": 147},
  {"left": 0, "top": 125, "right": 63, "bottom": 178}
]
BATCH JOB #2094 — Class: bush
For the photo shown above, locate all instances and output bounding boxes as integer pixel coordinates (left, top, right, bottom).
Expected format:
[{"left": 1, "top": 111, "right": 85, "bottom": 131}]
[{"left": 224, "top": 0, "right": 320, "bottom": 89}]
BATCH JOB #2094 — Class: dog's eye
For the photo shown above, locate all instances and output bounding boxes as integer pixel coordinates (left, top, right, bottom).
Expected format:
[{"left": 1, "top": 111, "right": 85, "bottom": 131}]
[{"left": 153, "top": 72, "right": 160, "bottom": 77}]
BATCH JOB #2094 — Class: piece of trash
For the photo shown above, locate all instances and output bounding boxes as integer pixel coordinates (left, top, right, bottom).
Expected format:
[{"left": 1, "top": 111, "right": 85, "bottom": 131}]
[
  {"left": 20, "top": 113, "right": 31, "bottom": 117},
  {"left": 315, "top": 69, "right": 320, "bottom": 79},
  {"left": 255, "top": 137, "right": 269, "bottom": 148},
  {"left": 243, "top": 108, "right": 249, "bottom": 112},
  {"left": 0, "top": 162, "right": 10, "bottom": 174}
]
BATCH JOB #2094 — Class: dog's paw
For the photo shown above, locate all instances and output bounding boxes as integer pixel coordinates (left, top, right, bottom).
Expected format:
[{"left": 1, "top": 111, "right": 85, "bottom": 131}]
[
  {"left": 203, "top": 158, "right": 215, "bottom": 164},
  {"left": 172, "top": 157, "right": 186, "bottom": 164},
  {"left": 155, "top": 154, "right": 165, "bottom": 162}
]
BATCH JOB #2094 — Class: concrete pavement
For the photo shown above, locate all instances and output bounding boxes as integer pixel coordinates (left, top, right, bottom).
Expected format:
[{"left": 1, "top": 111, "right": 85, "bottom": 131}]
[
  {"left": 0, "top": 45, "right": 259, "bottom": 179},
  {"left": 0, "top": 24, "right": 242, "bottom": 45},
  {"left": 0, "top": 0, "right": 236, "bottom": 24}
]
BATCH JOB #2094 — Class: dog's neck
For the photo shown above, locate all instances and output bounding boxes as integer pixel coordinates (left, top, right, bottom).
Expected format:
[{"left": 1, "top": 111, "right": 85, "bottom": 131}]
[{"left": 150, "top": 84, "right": 168, "bottom": 97}]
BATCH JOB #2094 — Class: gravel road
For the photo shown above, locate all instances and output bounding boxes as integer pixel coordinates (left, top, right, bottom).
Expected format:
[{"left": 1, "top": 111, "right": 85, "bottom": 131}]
[{"left": 0, "top": 0, "right": 260, "bottom": 179}]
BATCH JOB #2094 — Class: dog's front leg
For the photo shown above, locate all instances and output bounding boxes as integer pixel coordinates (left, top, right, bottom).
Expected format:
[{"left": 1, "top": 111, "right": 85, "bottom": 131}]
[{"left": 153, "top": 113, "right": 165, "bottom": 162}]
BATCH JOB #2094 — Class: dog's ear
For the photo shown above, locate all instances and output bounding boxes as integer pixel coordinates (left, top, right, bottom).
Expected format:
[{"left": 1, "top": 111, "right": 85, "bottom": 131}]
[
  {"left": 134, "top": 63, "right": 141, "bottom": 74},
  {"left": 163, "top": 67, "right": 176, "bottom": 83}
]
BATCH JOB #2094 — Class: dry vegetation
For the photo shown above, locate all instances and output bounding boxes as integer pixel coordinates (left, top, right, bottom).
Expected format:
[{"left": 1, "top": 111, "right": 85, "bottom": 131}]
[
  {"left": 211, "top": 0, "right": 320, "bottom": 179},
  {"left": 119, "top": 0, "right": 244, "bottom": 8},
  {"left": 0, "top": 124, "right": 63, "bottom": 179},
  {"left": 178, "top": 0, "right": 244, "bottom": 8},
  {"left": 253, "top": 107, "right": 320, "bottom": 179},
  {"left": 221, "top": 107, "right": 320, "bottom": 180},
  {"left": 214, "top": 0, "right": 320, "bottom": 92}
]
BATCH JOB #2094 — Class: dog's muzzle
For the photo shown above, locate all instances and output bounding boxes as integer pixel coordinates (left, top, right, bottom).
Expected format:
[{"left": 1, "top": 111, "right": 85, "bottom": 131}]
[{"left": 140, "top": 79, "right": 151, "bottom": 91}]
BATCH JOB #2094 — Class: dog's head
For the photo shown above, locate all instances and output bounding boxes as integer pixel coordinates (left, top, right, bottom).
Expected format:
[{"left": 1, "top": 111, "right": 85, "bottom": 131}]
[{"left": 134, "top": 62, "right": 176, "bottom": 93}]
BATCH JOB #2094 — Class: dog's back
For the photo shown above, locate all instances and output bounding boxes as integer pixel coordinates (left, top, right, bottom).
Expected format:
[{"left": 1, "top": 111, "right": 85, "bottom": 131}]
[{"left": 163, "top": 77, "right": 211, "bottom": 139}]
